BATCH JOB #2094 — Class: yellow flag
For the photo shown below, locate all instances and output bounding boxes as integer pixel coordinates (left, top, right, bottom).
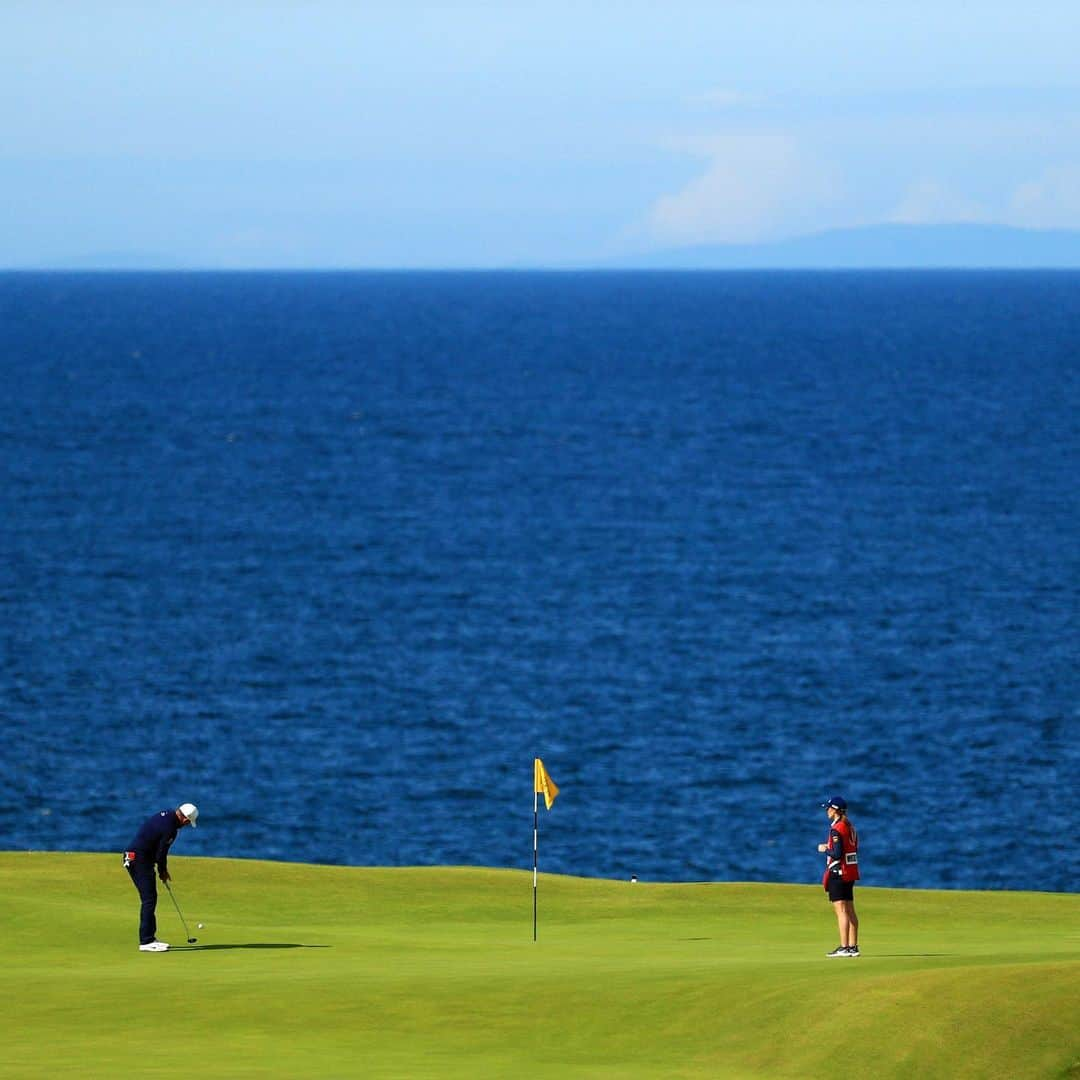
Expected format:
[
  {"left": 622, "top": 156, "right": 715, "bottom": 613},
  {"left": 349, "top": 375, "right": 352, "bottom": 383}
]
[{"left": 534, "top": 758, "right": 559, "bottom": 810}]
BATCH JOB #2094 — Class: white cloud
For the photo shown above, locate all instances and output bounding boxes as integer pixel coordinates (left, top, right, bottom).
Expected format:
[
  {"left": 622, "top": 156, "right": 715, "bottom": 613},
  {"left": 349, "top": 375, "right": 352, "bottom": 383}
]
[
  {"left": 647, "top": 134, "right": 843, "bottom": 244},
  {"left": 1009, "top": 164, "right": 1080, "bottom": 228},
  {"left": 888, "top": 179, "right": 988, "bottom": 224}
]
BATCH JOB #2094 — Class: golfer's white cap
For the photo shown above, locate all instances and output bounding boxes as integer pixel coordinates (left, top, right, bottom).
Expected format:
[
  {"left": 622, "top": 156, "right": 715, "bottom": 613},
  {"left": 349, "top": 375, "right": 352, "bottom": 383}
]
[{"left": 178, "top": 802, "right": 199, "bottom": 827}]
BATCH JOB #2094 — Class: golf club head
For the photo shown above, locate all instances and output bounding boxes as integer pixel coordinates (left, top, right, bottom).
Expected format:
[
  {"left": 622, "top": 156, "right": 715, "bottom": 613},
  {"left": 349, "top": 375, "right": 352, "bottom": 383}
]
[{"left": 187, "top": 937, "right": 197, "bottom": 943}]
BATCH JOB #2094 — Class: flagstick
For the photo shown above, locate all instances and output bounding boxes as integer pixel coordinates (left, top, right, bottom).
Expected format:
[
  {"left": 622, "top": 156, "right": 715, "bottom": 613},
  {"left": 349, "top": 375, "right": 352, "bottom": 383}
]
[{"left": 533, "top": 786, "right": 539, "bottom": 942}]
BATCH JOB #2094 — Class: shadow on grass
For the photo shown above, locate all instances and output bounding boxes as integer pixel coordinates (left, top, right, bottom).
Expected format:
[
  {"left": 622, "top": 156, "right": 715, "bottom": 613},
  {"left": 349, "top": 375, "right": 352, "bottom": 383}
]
[
  {"left": 871, "top": 953, "right": 951, "bottom": 958},
  {"left": 169, "top": 943, "right": 331, "bottom": 952}
]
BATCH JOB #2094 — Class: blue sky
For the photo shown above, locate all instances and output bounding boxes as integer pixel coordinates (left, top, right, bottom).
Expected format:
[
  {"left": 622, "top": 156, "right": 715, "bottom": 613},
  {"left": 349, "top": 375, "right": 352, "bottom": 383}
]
[{"left": 3, "top": 2, "right": 1080, "bottom": 267}]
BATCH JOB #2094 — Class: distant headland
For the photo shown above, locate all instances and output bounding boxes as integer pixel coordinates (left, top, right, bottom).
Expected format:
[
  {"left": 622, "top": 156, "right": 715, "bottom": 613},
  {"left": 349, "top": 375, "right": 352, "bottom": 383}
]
[
  {"left": 11, "top": 223, "right": 1080, "bottom": 272},
  {"left": 597, "top": 223, "right": 1080, "bottom": 270}
]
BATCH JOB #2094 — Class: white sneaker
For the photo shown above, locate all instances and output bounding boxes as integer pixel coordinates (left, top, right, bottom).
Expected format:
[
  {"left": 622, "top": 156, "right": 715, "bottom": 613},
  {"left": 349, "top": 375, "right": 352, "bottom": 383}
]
[{"left": 139, "top": 940, "right": 170, "bottom": 952}]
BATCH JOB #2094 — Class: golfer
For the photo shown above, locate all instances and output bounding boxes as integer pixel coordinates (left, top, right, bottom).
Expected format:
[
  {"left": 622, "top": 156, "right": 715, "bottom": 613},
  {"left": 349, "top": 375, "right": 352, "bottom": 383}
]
[
  {"left": 122, "top": 803, "right": 198, "bottom": 952},
  {"left": 817, "top": 795, "right": 860, "bottom": 957}
]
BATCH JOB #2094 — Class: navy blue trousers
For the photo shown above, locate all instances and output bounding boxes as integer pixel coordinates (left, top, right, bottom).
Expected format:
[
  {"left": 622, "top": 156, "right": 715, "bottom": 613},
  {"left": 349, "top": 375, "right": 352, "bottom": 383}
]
[{"left": 125, "top": 860, "right": 158, "bottom": 944}]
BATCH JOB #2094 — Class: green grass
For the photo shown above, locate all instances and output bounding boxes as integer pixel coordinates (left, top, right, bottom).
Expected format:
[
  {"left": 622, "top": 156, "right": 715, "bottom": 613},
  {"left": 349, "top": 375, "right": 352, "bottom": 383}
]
[{"left": 2, "top": 853, "right": 1077, "bottom": 1078}]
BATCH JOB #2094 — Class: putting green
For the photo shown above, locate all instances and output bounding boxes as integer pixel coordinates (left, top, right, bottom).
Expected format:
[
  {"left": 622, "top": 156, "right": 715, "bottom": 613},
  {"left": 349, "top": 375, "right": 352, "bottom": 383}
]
[{"left": 2, "top": 853, "right": 1077, "bottom": 1078}]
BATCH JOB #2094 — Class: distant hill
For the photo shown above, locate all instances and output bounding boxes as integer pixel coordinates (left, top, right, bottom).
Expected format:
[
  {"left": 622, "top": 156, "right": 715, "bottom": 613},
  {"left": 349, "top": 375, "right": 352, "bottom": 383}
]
[
  {"left": 601, "top": 224, "right": 1080, "bottom": 270},
  {"left": 16, "top": 251, "right": 200, "bottom": 271},
  {"left": 14, "top": 224, "right": 1080, "bottom": 272}
]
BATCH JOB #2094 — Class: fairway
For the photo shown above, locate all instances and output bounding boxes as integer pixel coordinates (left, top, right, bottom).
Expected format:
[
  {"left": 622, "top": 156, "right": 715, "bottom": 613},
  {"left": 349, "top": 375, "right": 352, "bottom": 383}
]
[{"left": 2, "top": 854, "right": 1077, "bottom": 1078}]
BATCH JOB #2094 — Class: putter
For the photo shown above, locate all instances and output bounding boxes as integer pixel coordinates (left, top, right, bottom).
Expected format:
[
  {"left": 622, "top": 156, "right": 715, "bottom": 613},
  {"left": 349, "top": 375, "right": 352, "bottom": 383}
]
[{"left": 164, "top": 880, "right": 198, "bottom": 943}]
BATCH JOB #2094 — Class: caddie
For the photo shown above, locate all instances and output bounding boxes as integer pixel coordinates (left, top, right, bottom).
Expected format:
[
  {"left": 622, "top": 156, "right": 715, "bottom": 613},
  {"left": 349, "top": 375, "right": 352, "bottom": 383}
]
[{"left": 817, "top": 795, "right": 860, "bottom": 957}]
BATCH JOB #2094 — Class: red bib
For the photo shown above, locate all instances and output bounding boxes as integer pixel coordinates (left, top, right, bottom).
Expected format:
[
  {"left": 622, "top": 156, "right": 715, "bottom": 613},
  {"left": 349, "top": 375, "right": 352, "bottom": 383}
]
[{"left": 822, "top": 818, "right": 859, "bottom": 887}]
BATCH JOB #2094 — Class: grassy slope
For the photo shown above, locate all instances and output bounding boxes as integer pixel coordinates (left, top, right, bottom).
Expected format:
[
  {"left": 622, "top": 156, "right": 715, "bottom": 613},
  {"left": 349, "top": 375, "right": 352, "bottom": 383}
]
[{"left": 1, "top": 853, "right": 1077, "bottom": 1079}]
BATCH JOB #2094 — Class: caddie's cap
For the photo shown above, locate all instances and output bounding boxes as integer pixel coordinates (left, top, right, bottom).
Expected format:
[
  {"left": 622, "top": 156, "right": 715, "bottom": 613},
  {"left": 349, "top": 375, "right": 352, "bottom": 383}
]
[
  {"left": 178, "top": 802, "right": 199, "bottom": 827},
  {"left": 821, "top": 795, "right": 847, "bottom": 810}
]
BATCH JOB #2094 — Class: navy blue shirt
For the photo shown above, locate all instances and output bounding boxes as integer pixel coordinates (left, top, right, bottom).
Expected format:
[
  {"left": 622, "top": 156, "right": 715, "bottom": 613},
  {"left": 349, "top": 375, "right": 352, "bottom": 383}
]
[{"left": 127, "top": 809, "right": 182, "bottom": 874}]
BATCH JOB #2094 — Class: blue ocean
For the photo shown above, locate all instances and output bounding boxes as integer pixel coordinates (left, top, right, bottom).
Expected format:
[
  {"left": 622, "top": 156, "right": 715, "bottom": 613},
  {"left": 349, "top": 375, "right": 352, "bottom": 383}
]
[{"left": 1, "top": 271, "right": 1076, "bottom": 891}]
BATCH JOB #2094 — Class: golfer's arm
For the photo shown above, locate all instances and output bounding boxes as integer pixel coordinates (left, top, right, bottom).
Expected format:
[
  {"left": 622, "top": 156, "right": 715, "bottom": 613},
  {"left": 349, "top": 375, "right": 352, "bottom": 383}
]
[{"left": 155, "top": 835, "right": 170, "bottom": 876}]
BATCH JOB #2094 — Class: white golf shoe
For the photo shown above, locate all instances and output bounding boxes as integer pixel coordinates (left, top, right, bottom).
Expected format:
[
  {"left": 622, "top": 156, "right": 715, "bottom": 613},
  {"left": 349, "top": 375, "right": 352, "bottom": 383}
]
[{"left": 138, "top": 940, "right": 170, "bottom": 952}]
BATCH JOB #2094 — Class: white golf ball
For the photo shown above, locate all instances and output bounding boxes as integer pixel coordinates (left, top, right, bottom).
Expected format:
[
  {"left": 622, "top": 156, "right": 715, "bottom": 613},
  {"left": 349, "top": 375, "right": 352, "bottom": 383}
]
[{"left": 197, "top": 923, "right": 204, "bottom": 929}]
